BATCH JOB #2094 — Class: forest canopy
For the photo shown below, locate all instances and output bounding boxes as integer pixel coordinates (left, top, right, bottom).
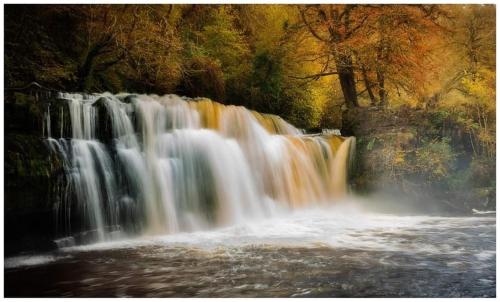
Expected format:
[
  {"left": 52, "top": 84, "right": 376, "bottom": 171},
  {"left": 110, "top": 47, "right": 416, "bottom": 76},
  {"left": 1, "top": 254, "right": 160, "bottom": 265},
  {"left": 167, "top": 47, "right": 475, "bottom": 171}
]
[
  {"left": 4, "top": 4, "right": 496, "bottom": 212},
  {"left": 5, "top": 4, "right": 495, "bottom": 131}
]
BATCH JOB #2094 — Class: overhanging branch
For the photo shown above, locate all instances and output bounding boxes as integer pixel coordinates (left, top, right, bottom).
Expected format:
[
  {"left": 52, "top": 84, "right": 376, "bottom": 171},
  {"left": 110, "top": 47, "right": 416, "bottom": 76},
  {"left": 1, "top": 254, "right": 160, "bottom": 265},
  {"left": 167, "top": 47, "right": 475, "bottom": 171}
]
[
  {"left": 289, "top": 71, "right": 339, "bottom": 80},
  {"left": 300, "top": 8, "right": 330, "bottom": 42}
]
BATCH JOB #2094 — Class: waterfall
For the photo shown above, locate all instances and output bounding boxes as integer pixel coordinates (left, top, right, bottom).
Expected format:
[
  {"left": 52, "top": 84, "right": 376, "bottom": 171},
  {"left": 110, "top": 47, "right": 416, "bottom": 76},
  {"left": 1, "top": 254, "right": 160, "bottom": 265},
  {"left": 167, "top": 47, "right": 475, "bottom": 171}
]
[{"left": 45, "top": 93, "right": 355, "bottom": 243}]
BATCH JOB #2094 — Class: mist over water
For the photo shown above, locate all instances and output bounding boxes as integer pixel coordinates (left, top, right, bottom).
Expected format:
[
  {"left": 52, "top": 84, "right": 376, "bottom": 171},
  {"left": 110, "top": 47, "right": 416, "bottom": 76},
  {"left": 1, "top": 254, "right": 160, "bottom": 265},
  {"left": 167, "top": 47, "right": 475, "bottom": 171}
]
[
  {"left": 5, "top": 199, "right": 495, "bottom": 297},
  {"left": 4, "top": 93, "right": 495, "bottom": 297}
]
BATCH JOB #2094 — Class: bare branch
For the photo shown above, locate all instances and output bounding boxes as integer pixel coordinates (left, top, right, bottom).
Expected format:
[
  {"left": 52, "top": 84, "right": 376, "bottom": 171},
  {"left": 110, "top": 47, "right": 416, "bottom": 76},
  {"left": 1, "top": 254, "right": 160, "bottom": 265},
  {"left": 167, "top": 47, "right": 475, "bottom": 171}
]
[
  {"left": 289, "top": 71, "right": 339, "bottom": 80},
  {"left": 345, "top": 14, "right": 369, "bottom": 39},
  {"left": 299, "top": 7, "right": 330, "bottom": 42}
]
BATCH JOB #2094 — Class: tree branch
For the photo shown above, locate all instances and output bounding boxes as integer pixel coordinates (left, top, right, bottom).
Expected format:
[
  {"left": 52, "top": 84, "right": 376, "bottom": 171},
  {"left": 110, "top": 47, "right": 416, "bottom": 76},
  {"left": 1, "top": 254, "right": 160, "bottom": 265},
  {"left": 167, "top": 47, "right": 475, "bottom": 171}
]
[
  {"left": 289, "top": 71, "right": 338, "bottom": 80},
  {"left": 345, "top": 14, "right": 369, "bottom": 39},
  {"left": 299, "top": 7, "right": 330, "bottom": 42}
]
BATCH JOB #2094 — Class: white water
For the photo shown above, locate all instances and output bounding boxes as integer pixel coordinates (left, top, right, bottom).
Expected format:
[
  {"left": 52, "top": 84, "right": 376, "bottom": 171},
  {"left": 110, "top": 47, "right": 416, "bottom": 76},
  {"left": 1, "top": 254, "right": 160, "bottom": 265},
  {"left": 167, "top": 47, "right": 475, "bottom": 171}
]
[
  {"left": 5, "top": 202, "right": 495, "bottom": 298},
  {"left": 46, "top": 93, "right": 355, "bottom": 243},
  {"left": 62, "top": 199, "right": 496, "bottom": 256},
  {"left": 4, "top": 255, "right": 72, "bottom": 269}
]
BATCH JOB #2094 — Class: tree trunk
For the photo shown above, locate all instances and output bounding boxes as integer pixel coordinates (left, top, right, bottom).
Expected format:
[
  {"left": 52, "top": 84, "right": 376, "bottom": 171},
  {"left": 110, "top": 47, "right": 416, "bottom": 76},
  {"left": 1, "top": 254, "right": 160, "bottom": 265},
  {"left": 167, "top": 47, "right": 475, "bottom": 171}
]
[
  {"left": 339, "top": 71, "right": 358, "bottom": 108},
  {"left": 361, "top": 65, "right": 376, "bottom": 105},
  {"left": 376, "top": 70, "right": 386, "bottom": 106},
  {"left": 76, "top": 35, "right": 114, "bottom": 91},
  {"left": 76, "top": 53, "right": 95, "bottom": 91},
  {"left": 336, "top": 55, "right": 358, "bottom": 108},
  {"left": 376, "top": 38, "right": 387, "bottom": 107}
]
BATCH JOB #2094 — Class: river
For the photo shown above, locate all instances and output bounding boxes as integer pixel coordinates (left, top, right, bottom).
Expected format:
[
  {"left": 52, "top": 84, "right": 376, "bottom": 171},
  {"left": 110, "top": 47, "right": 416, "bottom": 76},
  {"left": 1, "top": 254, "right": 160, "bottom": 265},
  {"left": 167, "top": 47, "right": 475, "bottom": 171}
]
[{"left": 5, "top": 202, "right": 496, "bottom": 297}]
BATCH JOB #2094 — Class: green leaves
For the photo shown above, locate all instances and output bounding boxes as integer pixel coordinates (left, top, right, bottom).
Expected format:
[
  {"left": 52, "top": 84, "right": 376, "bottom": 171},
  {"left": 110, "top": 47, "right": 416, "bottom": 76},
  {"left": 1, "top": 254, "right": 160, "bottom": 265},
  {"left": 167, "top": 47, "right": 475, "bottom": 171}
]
[
  {"left": 366, "top": 138, "right": 376, "bottom": 151},
  {"left": 414, "top": 138, "right": 456, "bottom": 180}
]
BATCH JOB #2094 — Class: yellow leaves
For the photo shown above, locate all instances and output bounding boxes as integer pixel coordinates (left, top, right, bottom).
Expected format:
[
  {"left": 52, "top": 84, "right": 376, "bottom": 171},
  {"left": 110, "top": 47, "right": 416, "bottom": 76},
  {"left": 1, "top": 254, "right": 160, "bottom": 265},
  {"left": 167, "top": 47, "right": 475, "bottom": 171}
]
[
  {"left": 392, "top": 150, "right": 406, "bottom": 165},
  {"left": 478, "top": 128, "right": 495, "bottom": 145},
  {"left": 414, "top": 139, "right": 456, "bottom": 180},
  {"left": 462, "top": 69, "right": 496, "bottom": 105},
  {"left": 198, "top": 7, "right": 251, "bottom": 79},
  {"left": 369, "top": 135, "right": 457, "bottom": 181},
  {"left": 241, "top": 5, "right": 297, "bottom": 51}
]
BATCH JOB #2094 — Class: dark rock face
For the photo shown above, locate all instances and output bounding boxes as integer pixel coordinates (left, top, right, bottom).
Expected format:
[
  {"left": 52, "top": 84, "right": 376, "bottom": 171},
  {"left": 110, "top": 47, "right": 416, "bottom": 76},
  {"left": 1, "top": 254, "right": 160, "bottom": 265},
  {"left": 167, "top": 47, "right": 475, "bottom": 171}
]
[{"left": 4, "top": 90, "right": 61, "bottom": 256}]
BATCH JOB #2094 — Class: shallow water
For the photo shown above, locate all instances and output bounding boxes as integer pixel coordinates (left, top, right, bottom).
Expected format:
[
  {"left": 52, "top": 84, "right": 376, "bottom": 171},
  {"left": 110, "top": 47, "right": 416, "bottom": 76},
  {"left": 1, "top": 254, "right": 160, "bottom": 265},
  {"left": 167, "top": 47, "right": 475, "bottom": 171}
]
[{"left": 5, "top": 203, "right": 496, "bottom": 297}]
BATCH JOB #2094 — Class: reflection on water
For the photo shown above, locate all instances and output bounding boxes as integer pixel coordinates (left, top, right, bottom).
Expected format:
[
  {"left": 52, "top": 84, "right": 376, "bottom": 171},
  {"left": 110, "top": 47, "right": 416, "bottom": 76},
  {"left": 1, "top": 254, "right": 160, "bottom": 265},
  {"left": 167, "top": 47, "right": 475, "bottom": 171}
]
[{"left": 5, "top": 204, "right": 496, "bottom": 297}]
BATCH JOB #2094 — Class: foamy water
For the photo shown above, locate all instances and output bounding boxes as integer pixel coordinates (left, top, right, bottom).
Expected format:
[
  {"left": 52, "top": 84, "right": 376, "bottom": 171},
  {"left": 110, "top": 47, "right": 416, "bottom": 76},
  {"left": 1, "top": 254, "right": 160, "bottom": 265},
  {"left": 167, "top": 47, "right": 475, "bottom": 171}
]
[
  {"left": 61, "top": 200, "right": 495, "bottom": 255},
  {"left": 46, "top": 93, "right": 355, "bottom": 242},
  {"left": 4, "top": 255, "right": 71, "bottom": 269},
  {"left": 8, "top": 200, "right": 495, "bottom": 263},
  {"left": 5, "top": 201, "right": 496, "bottom": 297}
]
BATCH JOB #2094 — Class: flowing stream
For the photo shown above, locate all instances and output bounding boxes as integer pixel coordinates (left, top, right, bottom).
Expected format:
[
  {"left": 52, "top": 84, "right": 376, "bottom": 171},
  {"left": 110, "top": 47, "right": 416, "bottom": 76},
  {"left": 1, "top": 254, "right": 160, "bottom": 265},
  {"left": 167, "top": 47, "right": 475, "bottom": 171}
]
[
  {"left": 4, "top": 202, "right": 496, "bottom": 297},
  {"left": 43, "top": 93, "right": 355, "bottom": 242},
  {"left": 4, "top": 93, "right": 495, "bottom": 297}
]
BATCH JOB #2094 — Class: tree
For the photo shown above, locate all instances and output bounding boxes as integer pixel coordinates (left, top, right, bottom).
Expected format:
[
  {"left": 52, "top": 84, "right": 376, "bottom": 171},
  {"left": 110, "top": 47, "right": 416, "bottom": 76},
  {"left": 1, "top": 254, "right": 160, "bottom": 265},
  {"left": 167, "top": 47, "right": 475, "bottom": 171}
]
[
  {"left": 177, "top": 5, "right": 251, "bottom": 102},
  {"left": 5, "top": 5, "right": 184, "bottom": 93},
  {"left": 298, "top": 4, "right": 373, "bottom": 108},
  {"left": 432, "top": 5, "right": 495, "bottom": 158},
  {"left": 296, "top": 5, "right": 448, "bottom": 108}
]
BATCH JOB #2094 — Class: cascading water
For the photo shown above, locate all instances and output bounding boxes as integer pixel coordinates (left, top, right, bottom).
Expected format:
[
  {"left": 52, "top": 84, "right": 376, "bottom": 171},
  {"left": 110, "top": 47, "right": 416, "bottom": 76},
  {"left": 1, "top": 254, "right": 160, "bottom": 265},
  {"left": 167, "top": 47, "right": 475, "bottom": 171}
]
[{"left": 45, "top": 93, "right": 355, "bottom": 243}]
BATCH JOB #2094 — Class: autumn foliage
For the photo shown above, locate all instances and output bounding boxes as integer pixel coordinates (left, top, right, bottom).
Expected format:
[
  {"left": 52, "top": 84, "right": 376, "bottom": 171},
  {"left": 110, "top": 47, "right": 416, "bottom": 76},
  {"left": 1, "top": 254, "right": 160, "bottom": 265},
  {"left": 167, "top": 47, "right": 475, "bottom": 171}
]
[{"left": 4, "top": 4, "right": 496, "bottom": 207}]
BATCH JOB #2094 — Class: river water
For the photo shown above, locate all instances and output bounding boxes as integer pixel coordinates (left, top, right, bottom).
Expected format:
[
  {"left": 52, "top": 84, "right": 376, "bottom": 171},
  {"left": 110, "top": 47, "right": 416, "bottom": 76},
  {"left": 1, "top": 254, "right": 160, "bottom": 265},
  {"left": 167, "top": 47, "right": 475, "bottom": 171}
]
[{"left": 5, "top": 202, "right": 496, "bottom": 297}]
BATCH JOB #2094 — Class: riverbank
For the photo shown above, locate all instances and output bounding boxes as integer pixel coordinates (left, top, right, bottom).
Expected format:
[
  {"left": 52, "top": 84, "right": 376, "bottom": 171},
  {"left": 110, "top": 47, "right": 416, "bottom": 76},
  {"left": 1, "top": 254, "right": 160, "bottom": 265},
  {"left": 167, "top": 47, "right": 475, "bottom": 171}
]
[{"left": 343, "top": 106, "right": 495, "bottom": 214}]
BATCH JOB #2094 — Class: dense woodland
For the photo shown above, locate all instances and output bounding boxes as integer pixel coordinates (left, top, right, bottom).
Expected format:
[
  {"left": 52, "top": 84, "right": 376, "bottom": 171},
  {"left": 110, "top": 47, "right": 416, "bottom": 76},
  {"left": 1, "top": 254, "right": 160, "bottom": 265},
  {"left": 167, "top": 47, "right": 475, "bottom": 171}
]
[{"left": 5, "top": 4, "right": 496, "bottom": 213}]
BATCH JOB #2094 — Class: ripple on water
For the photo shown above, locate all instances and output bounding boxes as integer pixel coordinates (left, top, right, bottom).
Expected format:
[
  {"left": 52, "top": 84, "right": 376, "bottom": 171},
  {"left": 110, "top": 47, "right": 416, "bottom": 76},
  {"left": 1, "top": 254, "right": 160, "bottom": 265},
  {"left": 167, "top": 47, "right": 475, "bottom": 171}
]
[
  {"left": 4, "top": 255, "right": 72, "bottom": 269},
  {"left": 4, "top": 206, "right": 496, "bottom": 298}
]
